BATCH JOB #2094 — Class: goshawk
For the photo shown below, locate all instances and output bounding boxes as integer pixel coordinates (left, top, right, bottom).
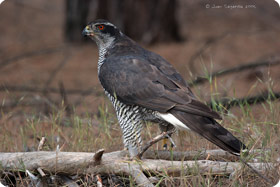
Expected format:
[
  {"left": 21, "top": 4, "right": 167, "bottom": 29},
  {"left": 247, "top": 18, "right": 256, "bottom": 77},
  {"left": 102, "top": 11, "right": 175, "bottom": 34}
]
[{"left": 82, "top": 19, "right": 246, "bottom": 157}]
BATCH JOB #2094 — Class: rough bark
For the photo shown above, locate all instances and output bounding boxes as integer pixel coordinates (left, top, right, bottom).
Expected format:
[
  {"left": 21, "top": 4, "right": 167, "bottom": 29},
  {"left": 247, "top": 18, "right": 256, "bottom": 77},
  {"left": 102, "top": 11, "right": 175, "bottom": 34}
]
[
  {"left": 0, "top": 150, "right": 275, "bottom": 176},
  {"left": 1, "top": 149, "right": 277, "bottom": 186}
]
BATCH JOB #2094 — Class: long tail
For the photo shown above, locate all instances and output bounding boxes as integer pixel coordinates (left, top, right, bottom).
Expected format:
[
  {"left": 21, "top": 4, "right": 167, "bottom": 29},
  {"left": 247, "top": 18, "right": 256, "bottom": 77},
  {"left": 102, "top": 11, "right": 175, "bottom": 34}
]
[
  {"left": 158, "top": 111, "right": 274, "bottom": 184},
  {"left": 160, "top": 110, "right": 246, "bottom": 155}
]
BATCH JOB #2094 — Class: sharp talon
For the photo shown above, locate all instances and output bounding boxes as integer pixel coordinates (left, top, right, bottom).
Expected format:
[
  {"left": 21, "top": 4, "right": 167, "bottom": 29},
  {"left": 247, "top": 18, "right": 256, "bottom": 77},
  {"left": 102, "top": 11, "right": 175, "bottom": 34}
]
[{"left": 166, "top": 134, "right": 176, "bottom": 148}]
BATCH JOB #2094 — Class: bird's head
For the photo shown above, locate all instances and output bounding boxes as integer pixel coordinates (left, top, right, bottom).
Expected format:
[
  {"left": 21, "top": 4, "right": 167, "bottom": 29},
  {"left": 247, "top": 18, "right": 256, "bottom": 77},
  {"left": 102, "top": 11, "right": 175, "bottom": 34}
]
[{"left": 82, "top": 19, "right": 122, "bottom": 49}]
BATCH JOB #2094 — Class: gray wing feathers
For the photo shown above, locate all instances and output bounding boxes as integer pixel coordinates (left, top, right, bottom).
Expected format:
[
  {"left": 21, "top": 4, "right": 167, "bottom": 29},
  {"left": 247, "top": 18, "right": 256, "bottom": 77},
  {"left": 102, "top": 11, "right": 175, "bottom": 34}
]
[{"left": 99, "top": 55, "right": 221, "bottom": 119}]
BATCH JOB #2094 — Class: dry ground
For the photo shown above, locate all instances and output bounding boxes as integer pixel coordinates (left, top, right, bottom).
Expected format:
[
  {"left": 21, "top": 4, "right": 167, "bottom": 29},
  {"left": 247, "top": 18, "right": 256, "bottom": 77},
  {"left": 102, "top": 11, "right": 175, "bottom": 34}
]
[{"left": 0, "top": 0, "right": 280, "bottom": 186}]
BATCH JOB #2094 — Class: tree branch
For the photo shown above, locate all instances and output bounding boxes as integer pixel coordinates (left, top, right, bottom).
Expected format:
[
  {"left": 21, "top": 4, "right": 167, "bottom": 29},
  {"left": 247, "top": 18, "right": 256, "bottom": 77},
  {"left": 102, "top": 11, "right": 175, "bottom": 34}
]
[
  {"left": 137, "top": 129, "right": 176, "bottom": 159},
  {"left": 0, "top": 85, "right": 100, "bottom": 96},
  {"left": 0, "top": 150, "right": 277, "bottom": 186},
  {"left": 143, "top": 149, "right": 272, "bottom": 162},
  {"left": 188, "top": 56, "right": 280, "bottom": 87},
  {"left": 208, "top": 91, "right": 280, "bottom": 110},
  {"left": 0, "top": 46, "right": 66, "bottom": 70},
  {"left": 188, "top": 32, "right": 230, "bottom": 74},
  {"left": 0, "top": 151, "right": 275, "bottom": 178}
]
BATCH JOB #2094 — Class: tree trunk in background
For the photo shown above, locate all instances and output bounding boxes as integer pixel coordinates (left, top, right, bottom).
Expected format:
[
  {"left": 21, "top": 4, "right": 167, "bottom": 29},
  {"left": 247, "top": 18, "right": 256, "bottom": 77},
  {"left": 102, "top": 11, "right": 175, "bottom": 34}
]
[
  {"left": 65, "top": 0, "right": 91, "bottom": 42},
  {"left": 121, "top": 0, "right": 182, "bottom": 44},
  {"left": 65, "top": 0, "right": 182, "bottom": 44}
]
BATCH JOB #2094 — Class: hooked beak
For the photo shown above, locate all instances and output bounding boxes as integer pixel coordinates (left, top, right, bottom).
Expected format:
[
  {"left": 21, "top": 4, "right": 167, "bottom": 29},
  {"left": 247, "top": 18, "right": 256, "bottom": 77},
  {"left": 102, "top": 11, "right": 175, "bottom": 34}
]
[{"left": 82, "top": 25, "right": 94, "bottom": 37}]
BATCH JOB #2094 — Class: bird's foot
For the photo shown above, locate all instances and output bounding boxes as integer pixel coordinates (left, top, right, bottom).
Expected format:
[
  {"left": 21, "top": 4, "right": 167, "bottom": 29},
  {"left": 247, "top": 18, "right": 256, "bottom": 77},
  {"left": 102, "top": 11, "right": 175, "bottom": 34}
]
[
  {"left": 121, "top": 147, "right": 132, "bottom": 160},
  {"left": 163, "top": 134, "right": 176, "bottom": 150},
  {"left": 166, "top": 134, "right": 176, "bottom": 148},
  {"left": 163, "top": 137, "right": 168, "bottom": 150}
]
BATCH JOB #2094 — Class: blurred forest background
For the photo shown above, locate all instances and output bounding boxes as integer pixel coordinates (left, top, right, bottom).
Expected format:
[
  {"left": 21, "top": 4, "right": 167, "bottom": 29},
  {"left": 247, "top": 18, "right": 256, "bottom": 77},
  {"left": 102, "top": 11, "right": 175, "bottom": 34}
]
[
  {"left": 0, "top": 0, "right": 280, "bottom": 185},
  {"left": 1, "top": 0, "right": 280, "bottom": 152}
]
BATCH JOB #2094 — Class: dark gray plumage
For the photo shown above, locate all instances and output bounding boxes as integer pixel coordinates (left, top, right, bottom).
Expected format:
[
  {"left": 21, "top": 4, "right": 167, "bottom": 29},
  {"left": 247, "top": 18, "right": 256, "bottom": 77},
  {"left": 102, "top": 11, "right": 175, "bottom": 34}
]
[{"left": 82, "top": 19, "right": 247, "bottom": 157}]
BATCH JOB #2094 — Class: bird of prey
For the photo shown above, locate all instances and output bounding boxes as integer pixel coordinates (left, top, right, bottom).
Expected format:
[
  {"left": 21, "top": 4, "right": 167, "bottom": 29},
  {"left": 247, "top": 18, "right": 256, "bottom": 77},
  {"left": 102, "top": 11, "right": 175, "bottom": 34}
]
[{"left": 82, "top": 19, "right": 246, "bottom": 157}]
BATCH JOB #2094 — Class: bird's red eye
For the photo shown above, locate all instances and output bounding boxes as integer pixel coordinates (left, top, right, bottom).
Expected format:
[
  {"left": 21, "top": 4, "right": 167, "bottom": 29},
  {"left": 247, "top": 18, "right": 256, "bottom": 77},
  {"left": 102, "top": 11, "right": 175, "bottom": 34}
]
[{"left": 98, "top": 25, "right": 104, "bottom": 30}]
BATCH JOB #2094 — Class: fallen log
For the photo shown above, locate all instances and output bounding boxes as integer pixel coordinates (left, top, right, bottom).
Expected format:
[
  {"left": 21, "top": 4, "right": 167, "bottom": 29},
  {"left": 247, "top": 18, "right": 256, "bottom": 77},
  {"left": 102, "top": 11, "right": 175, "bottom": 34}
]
[
  {"left": 1, "top": 149, "right": 272, "bottom": 173},
  {"left": 0, "top": 150, "right": 276, "bottom": 186},
  {"left": 144, "top": 149, "right": 237, "bottom": 161},
  {"left": 90, "top": 156, "right": 273, "bottom": 176},
  {"left": 143, "top": 149, "right": 272, "bottom": 162}
]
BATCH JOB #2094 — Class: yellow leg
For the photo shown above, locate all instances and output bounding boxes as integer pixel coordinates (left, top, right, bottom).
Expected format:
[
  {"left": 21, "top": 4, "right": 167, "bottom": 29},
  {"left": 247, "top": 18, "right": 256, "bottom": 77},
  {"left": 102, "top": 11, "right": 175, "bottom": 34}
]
[
  {"left": 164, "top": 134, "right": 176, "bottom": 150},
  {"left": 163, "top": 137, "right": 168, "bottom": 150}
]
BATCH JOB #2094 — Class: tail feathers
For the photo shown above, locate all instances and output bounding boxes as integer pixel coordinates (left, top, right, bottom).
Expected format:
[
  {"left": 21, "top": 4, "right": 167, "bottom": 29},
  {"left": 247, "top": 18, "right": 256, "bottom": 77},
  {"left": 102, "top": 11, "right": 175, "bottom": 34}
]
[{"left": 169, "top": 110, "right": 247, "bottom": 155}]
